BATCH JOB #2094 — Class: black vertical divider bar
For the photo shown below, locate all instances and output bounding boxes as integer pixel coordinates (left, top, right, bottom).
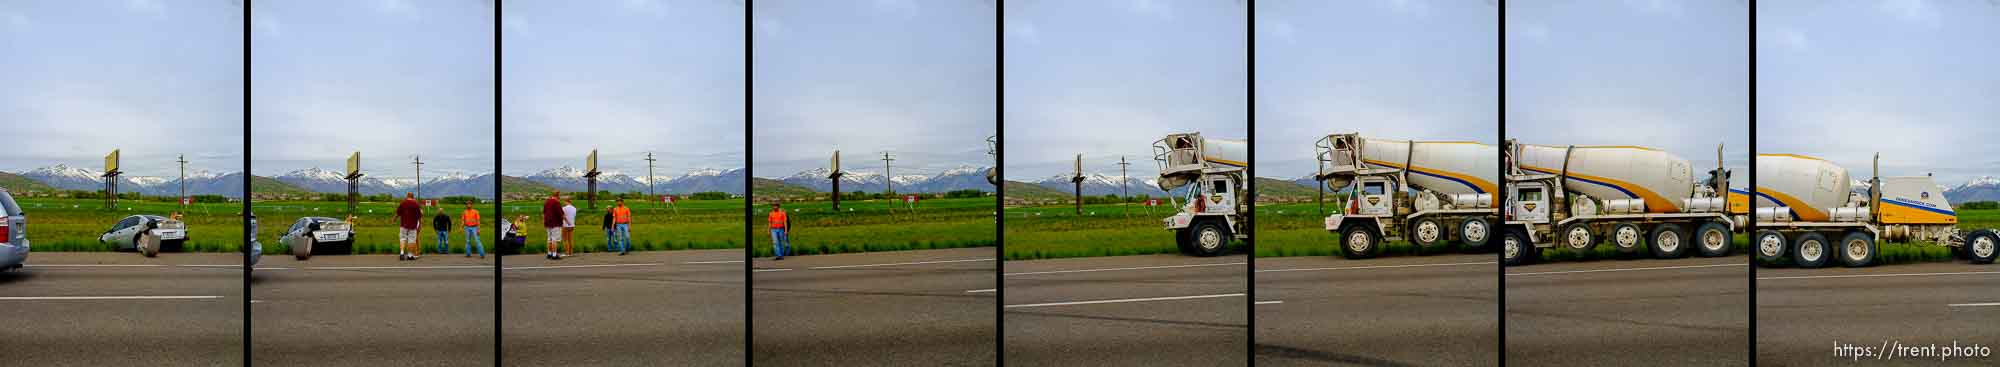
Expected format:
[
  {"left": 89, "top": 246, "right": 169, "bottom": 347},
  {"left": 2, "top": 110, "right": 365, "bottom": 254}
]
[
  {"left": 993, "top": 2, "right": 1006, "bottom": 366},
  {"left": 1244, "top": 1, "right": 1256, "bottom": 363},
  {"left": 1746, "top": 1, "right": 1757, "bottom": 363},
  {"left": 492, "top": 1, "right": 504, "bottom": 364},
  {"left": 241, "top": 1, "right": 252, "bottom": 364},
  {"left": 1495, "top": 2, "right": 1507, "bottom": 366},
  {"left": 743, "top": 2, "right": 755, "bottom": 365}
]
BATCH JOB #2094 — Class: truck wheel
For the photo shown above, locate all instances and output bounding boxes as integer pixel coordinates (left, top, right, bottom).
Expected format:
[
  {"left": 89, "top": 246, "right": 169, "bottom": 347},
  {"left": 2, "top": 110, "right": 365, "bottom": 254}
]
[
  {"left": 1694, "top": 222, "right": 1732, "bottom": 257},
  {"left": 1339, "top": 224, "right": 1380, "bottom": 259},
  {"left": 1754, "top": 230, "right": 1787, "bottom": 265},
  {"left": 1610, "top": 223, "right": 1643, "bottom": 254},
  {"left": 1501, "top": 229, "right": 1533, "bottom": 266},
  {"left": 1188, "top": 221, "right": 1229, "bottom": 257},
  {"left": 1649, "top": 223, "right": 1689, "bottom": 259},
  {"left": 1560, "top": 223, "right": 1596, "bottom": 256},
  {"left": 1460, "top": 217, "right": 1492, "bottom": 251},
  {"left": 1967, "top": 229, "right": 1998, "bottom": 264},
  {"left": 1792, "top": 232, "right": 1830, "bottom": 268},
  {"left": 1411, "top": 218, "right": 1445, "bottom": 251},
  {"left": 1837, "top": 231, "right": 1875, "bottom": 267}
]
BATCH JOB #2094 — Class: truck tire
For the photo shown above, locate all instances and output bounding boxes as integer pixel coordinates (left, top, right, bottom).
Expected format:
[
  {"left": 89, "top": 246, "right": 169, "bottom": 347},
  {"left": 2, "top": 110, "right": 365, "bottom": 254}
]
[
  {"left": 1560, "top": 223, "right": 1596, "bottom": 255},
  {"left": 1967, "top": 229, "right": 1998, "bottom": 264},
  {"left": 1610, "top": 222, "right": 1643, "bottom": 254},
  {"left": 1501, "top": 228, "right": 1533, "bottom": 266},
  {"left": 1410, "top": 218, "right": 1446, "bottom": 251},
  {"left": 1792, "top": 232, "right": 1830, "bottom": 268},
  {"left": 1694, "top": 222, "right": 1732, "bottom": 257},
  {"left": 1339, "top": 223, "right": 1380, "bottom": 259},
  {"left": 1754, "top": 230, "right": 1787, "bottom": 265},
  {"left": 1837, "top": 231, "right": 1875, "bottom": 267},
  {"left": 1460, "top": 217, "right": 1493, "bottom": 251},
  {"left": 1188, "top": 221, "right": 1229, "bottom": 257},
  {"left": 1649, "top": 223, "right": 1689, "bottom": 259}
]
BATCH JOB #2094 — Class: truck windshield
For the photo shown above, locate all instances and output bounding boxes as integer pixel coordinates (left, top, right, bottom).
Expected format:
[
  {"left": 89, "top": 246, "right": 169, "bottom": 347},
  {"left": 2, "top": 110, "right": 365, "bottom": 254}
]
[
  {"left": 1362, "top": 182, "right": 1386, "bottom": 195},
  {"left": 1517, "top": 188, "right": 1543, "bottom": 202}
]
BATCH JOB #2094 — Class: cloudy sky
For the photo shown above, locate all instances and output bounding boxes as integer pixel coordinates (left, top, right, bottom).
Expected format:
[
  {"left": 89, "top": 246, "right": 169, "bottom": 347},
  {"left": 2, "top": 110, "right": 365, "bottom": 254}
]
[
  {"left": 501, "top": 0, "right": 743, "bottom": 178},
  {"left": 1506, "top": 0, "right": 1749, "bottom": 186},
  {"left": 1004, "top": 0, "right": 1247, "bottom": 181},
  {"left": 1757, "top": 1, "right": 2000, "bottom": 186},
  {"left": 751, "top": 0, "right": 996, "bottom": 179},
  {"left": 250, "top": 0, "right": 494, "bottom": 179},
  {"left": 1256, "top": 0, "right": 1496, "bottom": 180},
  {"left": 0, "top": 0, "right": 243, "bottom": 178}
]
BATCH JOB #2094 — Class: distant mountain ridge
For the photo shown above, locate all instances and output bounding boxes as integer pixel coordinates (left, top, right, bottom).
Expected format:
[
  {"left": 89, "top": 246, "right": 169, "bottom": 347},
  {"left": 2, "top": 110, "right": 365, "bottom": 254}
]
[
  {"left": 1947, "top": 176, "right": 2000, "bottom": 205},
  {"left": 518, "top": 166, "right": 744, "bottom": 195},
  {"left": 14, "top": 164, "right": 245, "bottom": 198},
  {"left": 266, "top": 168, "right": 495, "bottom": 198},
  {"left": 774, "top": 165, "right": 993, "bottom": 193}
]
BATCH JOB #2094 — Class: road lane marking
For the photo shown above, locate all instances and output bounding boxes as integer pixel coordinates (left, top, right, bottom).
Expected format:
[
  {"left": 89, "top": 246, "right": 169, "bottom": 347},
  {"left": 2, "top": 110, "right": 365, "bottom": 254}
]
[
  {"left": 253, "top": 265, "right": 492, "bottom": 270},
  {"left": 753, "top": 268, "right": 794, "bottom": 272},
  {"left": 1256, "top": 261, "right": 1493, "bottom": 273},
  {"left": 965, "top": 288, "right": 996, "bottom": 293},
  {"left": 1005, "top": 262, "right": 1245, "bottom": 276},
  {"left": 504, "top": 263, "right": 663, "bottom": 270},
  {"left": 26, "top": 264, "right": 165, "bottom": 267},
  {"left": 1005, "top": 293, "right": 1245, "bottom": 309},
  {"left": 809, "top": 258, "right": 992, "bottom": 269},
  {"left": 0, "top": 296, "right": 222, "bottom": 301},
  {"left": 682, "top": 260, "right": 745, "bottom": 264},
  {"left": 1760, "top": 271, "right": 2000, "bottom": 280},
  {"left": 1507, "top": 263, "right": 1740, "bottom": 277},
  {"left": 1255, "top": 300, "right": 1284, "bottom": 305},
  {"left": 1948, "top": 302, "right": 2000, "bottom": 307}
]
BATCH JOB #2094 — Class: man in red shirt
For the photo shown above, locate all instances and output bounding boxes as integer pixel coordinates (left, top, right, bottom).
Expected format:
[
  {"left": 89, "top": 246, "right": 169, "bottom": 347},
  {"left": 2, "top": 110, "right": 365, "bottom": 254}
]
[
  {"left": 396, "top": 192, "right": 422, "bottom": 260},
  {"left": 541, "top": 190, "right": 564, "bottom": 260},
  {"left": 768, "top": 202, "right": 789, "bottom": 260}
]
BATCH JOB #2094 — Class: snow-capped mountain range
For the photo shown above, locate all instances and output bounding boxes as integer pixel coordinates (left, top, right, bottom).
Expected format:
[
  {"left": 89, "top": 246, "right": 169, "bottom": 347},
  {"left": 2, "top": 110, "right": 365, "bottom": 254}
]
[
  {"left": 775, "top": 165, "right": 993, "bottom": 193},
  {"left": 15, "top": 164, "right": 245, "bottom": 198},
  {"left": 518, "top": 166, "right": 744, "bottom": 195},
  {"left": 1025, "top": 172, "right": 1192, "bottom": 197},
  {"left": 269, "top": 167, "right": 495, "bottom": 198},
  {"left": 1947, "top": 176, "right": 2000, "bottom": 204}
]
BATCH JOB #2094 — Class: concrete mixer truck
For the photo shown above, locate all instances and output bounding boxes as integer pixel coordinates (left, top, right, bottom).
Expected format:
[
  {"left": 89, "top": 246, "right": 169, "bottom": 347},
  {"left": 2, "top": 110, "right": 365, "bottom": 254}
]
[
  {"left": 1753, "top": 153, "right": 1998, "bottom": 267},
  {"left": 1500, "top": 140, "right": 1750, "bottom": 266},
  {"left": 1155, "top": 132, "right": 1249, "bottom": 256},
  {"left": 1317, "top": 133, "right": 1500, "bottom": 259}
]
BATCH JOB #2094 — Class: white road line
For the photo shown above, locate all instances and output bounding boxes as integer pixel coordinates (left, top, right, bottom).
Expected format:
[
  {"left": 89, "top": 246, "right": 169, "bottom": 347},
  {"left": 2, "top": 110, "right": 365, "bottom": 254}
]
[
  {"left": 1255, "top": 300, "right": 1284, "bottom": 305},
  {"left": 0, "top": 296, "right": 222, "bottom": 301},
  {"left": 753, "top": 268, "right": 794, "bottom": 272},
  {"left": 1760, "top": 271, "right": 2000, "bottom": 281},
  {"left": 808, "top": 258, "right": 993, "bottom": 269},
  {"left": 682, "top": 260, "right": 745, "bottom": 264},
  {"left": 1004, "top": 293, "right": 1245, "bottom": 309},
  {"left": 1948, "top": 302, "right": 2000, "bottom": 308},
  {"left": 504, "top": 263, "right": 663, "bottom": 270},
  {"left": 1256, "top": 261, "right": 1494, "bottom": 273},
  {"left": 175, "top": 264, "right": 244, "bottom": 268},
  {"left": 1005, "top": 262, "right": 1245, "bottom": 276},
  {"left": 965, "top": 288, "right": 997, "bottom": 293},
  {"left": 263, "top": 265, "right": 492, "bottom": 270},
  {"left": 1507, "top": 263, "right": 1741, "bottom": 277},
  {"left": 26, "top": 264, "right": 165, "bottom": 267}
]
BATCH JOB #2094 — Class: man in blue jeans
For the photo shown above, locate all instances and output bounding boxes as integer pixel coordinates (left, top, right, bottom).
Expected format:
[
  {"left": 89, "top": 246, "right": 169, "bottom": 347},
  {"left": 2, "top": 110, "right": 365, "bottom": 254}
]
[
  {"left": 431, "top": 206, "right": 451, "bottom": 254},
  {"left": 768, "top": 202, "right": 789, "bottom": 260},
  {"left": 461, "top": 202, "right": 484, "bottom": 258}
]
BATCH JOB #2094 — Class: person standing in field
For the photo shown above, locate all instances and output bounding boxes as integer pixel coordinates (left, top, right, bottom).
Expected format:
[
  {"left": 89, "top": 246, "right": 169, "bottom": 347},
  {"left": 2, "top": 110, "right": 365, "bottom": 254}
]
[
  {"left": 561, "top": 199, "right": 577, "bottom": 258},
  {"left": 611, "top": 198, "right": 633, "bottom": 255},
  {"left": 396, "top": 192, "right": 422, "bottom": 260},
  {"left": 542, "top": 191, "right": 564, "bottom": 260},
  {"left": 461, "top": 202, "right": 484, "bottom": 258},
  {"left": 768, "top": 202, "right": 789, "bottom": 260},
  {"left": 431, "top": 204, "right": 452, "bottom": 255},
  {"left": 602, "top": 206, "right": 615, "bottom": 253}
]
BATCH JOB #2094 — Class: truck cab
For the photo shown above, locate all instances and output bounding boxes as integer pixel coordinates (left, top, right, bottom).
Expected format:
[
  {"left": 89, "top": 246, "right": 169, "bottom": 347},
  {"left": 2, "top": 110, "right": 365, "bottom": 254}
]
[
  {"left": 1155, "top": 132, "right": 1248, "bottom": 257},
  {"left": 1509, "top": 182, "right": 1551, "bottom": 224}
]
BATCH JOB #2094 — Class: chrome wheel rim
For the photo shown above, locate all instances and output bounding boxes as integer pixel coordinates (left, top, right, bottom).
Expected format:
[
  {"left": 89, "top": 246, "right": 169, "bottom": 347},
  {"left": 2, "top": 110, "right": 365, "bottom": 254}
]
[
  {"left": 1616, "top": 226, "right": 1639, "bottom": 248},
  {"left": 1416, "top": 221, "right": 1440, "bottom": 244},
  {"left": 1503, "top": 237, "right": 1520, "bottom": 259},
  {"left": 1346, "top": 230, "right": 1370, "bottom": 252},
  {"left": 1198, "top": 228, "right": 1223, "bottom": 250},
  {"left": 1656, "top": 231, "right": 1680, "bottom": 252},
  {"left": 1974, "top": 237, "right": 1996, "bottom": 258},
  {"left": 1703, "top": 229, "right": 1727, "bottom": 251},
  {"left": 1566, "top": 226, "right": 1591, "bottom": 250},
  {"left": 1759, "top": 234, "right": 1783, "bottom": 258},
  {"left": 1464, "top": 221, "right": 1487, "bottom": 243},
  {"left": 1800, "top": 240, "right": 1823, "bottom": 262},
  {"left": 1845, "top": 239, "right": 1869, "bottom": 261}
]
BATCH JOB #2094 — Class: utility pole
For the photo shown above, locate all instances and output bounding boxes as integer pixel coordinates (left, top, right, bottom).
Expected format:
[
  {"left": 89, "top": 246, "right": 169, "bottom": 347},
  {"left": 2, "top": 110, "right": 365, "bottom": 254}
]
[
  {"left": 644, "top": 152, "right": 658, "bottom": 200},
  {"left": 411, "top": 155, "right": 424, "bottom": 200},
  {"left": 881, "top": 152, "right": 896, "bottom": 195},
  {"left": 177, "top": 154, "right": 189, "bottom": 210},
  {"left": 1118, "top": 156, "right": 1131, "bottom": 217}
]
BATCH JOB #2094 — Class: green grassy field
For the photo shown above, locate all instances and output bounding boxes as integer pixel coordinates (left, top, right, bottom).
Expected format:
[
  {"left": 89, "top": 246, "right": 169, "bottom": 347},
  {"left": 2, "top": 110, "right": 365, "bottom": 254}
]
[
  {"left": 750, "top": 196, "right": 995, "bottom": 257},
  {"left": 253, "top": 199, "right": 745, "bottom": 255},
  {"left": 500, "top": 198, "right": 743, "bottom": 254},
  {"left": 1002, "top": 201, "right": 1246, "bottom": 260},
  {"left": 13, "top": 197, "right": 244, "bottom": 252}
]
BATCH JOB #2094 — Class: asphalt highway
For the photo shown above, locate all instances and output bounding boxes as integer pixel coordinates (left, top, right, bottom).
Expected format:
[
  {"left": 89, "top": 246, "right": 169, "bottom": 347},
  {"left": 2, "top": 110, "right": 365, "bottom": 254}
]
[
  {"left": 1255, "top": 253, "right": 1498, "bottom": 366},
  {"left": 1505, "top": 255, "right": 1750, "bottom": 366},
  {"left": 250, "top": 252, "right": 494, "bottom": 366},
  {"left": 0, "top": 252, "right": 243, "bottom": 366},
  {"left": 502, "top": 249, "right": 744, "bottom": 366},
  {"left": 1004, "top": 253, "right": 1248, "bottom": 366},
  {"left": 1757, "top": 260, "right": 2000, "bottom": 366},
  {"left": 752, "top": 247, "right": 997, "bottom": 366}
]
